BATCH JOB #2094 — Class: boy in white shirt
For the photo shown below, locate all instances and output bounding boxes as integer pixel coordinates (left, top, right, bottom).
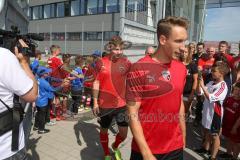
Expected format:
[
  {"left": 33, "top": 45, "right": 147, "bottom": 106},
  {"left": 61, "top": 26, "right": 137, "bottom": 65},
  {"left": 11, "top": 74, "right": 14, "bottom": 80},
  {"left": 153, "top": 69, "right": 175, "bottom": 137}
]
[{"left": 196, "top": 61, "right": 229, "bottom": 160}]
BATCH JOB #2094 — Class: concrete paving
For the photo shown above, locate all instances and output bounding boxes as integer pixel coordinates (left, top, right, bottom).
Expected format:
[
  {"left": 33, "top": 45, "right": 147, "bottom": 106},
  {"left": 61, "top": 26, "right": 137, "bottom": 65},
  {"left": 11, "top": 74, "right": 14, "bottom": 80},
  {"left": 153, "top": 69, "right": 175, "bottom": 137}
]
[{"left": 26, "top": 112, "right": 229, "bottom": 160}]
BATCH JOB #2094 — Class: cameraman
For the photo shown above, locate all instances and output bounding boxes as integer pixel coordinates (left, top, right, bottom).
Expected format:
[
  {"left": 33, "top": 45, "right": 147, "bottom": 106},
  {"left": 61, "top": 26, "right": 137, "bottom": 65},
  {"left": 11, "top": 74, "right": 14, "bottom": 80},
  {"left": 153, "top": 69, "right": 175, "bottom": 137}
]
[{"left": 0, "top": 39, "right": 38, "bottom": 160}]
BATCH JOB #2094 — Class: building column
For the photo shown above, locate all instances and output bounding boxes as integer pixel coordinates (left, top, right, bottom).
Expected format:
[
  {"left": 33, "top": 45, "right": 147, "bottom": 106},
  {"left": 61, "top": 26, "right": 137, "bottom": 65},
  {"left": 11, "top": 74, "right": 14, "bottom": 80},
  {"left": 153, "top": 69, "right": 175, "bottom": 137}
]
[
  {"left": 189, "top": 0, "right": 196, "bottom": 42},
  {"left": 119, "top": 0, "right": 126, "bottom": 40}
]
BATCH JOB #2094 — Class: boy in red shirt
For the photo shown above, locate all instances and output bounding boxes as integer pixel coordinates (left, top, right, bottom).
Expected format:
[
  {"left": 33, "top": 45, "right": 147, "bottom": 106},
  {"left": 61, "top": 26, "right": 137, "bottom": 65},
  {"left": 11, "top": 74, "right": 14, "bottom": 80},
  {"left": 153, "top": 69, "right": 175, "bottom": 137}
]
[
  {"left": 47, "top": 45, "right": 64, "bottom": 120},
  {"left": 126, "top": 16, "right": 188, "bottom": 160},
  {"left": 220, "top": 82, "right": 240, "bottom": 159},
  {"left": 93, "top": 36, "right": 131, "bottom": 160}
]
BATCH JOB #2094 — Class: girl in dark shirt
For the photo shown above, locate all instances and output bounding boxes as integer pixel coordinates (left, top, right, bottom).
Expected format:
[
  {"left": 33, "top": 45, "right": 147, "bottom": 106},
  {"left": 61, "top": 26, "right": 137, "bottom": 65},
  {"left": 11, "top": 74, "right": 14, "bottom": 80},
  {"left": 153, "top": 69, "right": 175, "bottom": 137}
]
[{"left": 181, "top": 46, "right": 198, "bottom": 114}]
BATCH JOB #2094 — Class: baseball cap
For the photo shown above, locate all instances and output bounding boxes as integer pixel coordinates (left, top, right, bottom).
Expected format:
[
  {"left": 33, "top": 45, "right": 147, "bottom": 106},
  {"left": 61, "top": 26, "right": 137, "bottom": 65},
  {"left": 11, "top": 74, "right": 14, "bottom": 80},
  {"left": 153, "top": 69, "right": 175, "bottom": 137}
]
[
  {"left": 37, "top": 66, "right": 52, "bottom": 76},
  {"left": 92, "top": 50, "right": 101, "bottom": 57}
]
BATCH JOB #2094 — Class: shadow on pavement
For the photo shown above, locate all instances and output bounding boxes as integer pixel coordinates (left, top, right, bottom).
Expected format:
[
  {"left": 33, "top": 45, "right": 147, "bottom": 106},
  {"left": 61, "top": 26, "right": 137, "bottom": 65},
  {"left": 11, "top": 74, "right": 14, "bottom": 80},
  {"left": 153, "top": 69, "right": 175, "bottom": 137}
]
[
  {"left": 74, "top": 120, "right": 103, "bottom": 160},
  {"left": 26, "top": 134, "right": 41, "bottom": 160}
]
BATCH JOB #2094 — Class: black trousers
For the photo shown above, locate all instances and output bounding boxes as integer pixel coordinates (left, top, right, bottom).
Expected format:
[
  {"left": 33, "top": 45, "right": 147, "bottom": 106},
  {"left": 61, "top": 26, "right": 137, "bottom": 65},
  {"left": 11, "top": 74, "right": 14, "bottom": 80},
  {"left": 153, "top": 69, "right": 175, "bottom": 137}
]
[
  {"left": 195, "top": 95, "right": 203, "bottom": 123},
  {"left": 130, "top": 149, "right": 183, "bottom": 160},
  {"left": 34, "top": 106, "right": 49, "bottom": 130},
  {"left": 71, "top": 89, "right": 82, "bottom": 113}
]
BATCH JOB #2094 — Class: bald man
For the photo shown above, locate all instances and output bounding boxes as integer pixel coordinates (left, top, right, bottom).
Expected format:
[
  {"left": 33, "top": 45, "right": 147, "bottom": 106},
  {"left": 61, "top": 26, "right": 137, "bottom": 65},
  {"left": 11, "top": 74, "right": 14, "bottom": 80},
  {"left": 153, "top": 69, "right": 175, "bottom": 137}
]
[{"left": 145, "top": 46, "right": 155, "bottom": 55}]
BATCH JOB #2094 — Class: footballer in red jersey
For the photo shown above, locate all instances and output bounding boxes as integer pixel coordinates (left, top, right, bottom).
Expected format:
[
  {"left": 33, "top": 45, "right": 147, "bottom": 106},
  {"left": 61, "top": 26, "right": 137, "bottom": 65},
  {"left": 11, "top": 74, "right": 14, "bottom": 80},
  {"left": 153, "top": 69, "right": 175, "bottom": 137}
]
[
  {"left": 92, "top": 36, "right": 131, "bottom": 160},
  {"left": 127, "top": 16, "right": 188, "bottom": 160}
]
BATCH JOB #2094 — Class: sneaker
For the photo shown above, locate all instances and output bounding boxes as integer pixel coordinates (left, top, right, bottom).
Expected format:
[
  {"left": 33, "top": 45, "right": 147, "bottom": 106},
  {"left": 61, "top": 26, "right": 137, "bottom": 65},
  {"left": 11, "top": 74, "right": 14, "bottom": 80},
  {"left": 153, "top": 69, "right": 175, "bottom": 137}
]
[
  {"left": 78, "top": 108, "right": 84, "bottom": 112},
  {"left": 46, "top": 121, "right": 56, "bottom": 126},
  {"left": 84, "top": 107, "right": 90, "bottom": 110},
  {"left": 56, "top": 116, "right": 62, "bottom": 121},
  {"left": 38, "top": 129, "right": 50, "bottom": 134},
  {"left": 112, "top": 143, "right": 122, "bottom": 160},
  {"left": 194, "top": 148, "right": 209, "bottom": 154},
  {"left": 219, "top": 153, "right": 233, "bottom": 159},
  {"left": 33, "top": 126, "right": 38, "bottom": 131},
  {"left": 104, "top": 155, "right": 112, "bottom": 160}
]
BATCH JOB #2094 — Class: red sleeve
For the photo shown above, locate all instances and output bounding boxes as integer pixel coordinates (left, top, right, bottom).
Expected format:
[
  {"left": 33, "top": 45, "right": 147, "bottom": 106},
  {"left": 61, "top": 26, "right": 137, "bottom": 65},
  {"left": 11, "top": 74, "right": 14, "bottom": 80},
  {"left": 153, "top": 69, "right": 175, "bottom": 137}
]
[
  {"left": 225, "top": 54, "right": 234, "bottom": 69},
  {"left": 126, "top": 63, "right": 144, "bottom": 102},
  {"left": 198, "top": 59, "right": 204, "bottom": 69},
  {"left": 95, "top": 59, "right": 104, "bottom": 81}
]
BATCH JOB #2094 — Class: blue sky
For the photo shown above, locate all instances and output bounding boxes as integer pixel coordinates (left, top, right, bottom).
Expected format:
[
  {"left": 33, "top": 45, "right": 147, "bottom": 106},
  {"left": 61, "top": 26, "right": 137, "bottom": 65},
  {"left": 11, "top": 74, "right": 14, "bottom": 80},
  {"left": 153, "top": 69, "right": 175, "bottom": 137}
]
[{"left": 204, "top": 7, "right": 240, "bottom": 42}]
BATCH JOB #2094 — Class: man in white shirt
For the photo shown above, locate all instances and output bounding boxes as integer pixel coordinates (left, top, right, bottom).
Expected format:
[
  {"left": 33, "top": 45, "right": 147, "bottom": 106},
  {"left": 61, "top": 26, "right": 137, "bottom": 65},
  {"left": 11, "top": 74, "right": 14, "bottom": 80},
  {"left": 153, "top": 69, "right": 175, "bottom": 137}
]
[{"left": 0, "top": 39, "right": 38, "bottom": 160}]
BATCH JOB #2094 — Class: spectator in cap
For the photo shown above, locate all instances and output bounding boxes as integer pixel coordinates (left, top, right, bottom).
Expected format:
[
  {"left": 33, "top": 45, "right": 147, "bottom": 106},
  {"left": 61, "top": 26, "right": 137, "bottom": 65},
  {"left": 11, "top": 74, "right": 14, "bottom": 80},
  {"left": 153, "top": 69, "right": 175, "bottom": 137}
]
[{"left": 34, "top": 66, "right": 69, "bottom": 134}]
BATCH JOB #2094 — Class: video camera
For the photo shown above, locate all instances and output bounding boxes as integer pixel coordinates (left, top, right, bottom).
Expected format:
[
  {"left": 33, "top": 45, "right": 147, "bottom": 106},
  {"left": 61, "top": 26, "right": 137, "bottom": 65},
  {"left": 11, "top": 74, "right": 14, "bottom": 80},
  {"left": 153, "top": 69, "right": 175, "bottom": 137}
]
[{"left": 0, "top": 26, "right": 44, "bottom": 57}]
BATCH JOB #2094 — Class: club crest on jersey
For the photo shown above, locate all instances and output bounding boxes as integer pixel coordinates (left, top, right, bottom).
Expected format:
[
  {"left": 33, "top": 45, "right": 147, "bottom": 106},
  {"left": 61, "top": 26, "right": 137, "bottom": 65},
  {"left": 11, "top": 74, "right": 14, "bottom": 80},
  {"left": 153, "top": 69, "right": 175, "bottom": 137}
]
[
  {"left": 233, "top": 102, "right": 239, "bottom": 109},
  {"left": 161, "top": 70, "right": 171, "bottom": 81},
  {"left": 119, "top": 65, "right": 126, "bottom": 73}
]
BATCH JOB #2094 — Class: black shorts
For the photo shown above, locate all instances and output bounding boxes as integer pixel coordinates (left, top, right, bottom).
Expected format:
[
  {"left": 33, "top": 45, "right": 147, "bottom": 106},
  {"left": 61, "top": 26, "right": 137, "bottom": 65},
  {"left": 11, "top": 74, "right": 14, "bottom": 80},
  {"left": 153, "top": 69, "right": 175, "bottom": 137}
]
[
  {"left": 98, "top": 107, "right": 128, "bottom": 129},
  {"left": 130, "top": 149, "right": 183, "bottom": 160},
  {"left": 210, "top": 112, "right": 222, "bottom": 135}
]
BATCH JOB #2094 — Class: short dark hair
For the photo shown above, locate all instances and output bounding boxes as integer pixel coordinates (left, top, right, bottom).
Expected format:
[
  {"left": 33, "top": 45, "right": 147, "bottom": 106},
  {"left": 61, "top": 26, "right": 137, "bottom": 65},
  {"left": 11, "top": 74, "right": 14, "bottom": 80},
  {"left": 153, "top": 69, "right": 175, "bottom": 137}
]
[
  {"left": 212, "top": 61, "right": 230, "bottom": 76},
  {"left": 75, "top": 55, "right": 83, "bottom": 65},
  {"left": 35, "top": 50, "right": 41, "bottom": 57},
  {"left": 62, "top": 54, "right": 71, "bottom": 63},
  {"left": 50, "top": 45, "right": 60, "bottom": 53},
  {"left": 197, "top": 42, "right": 205, "bottom": 48},
  {"left": 219, "top": 41, "right": 228, "bottom": 47},
  {"left": 157, "top": 16, "right": 189, "bottom": 41}
]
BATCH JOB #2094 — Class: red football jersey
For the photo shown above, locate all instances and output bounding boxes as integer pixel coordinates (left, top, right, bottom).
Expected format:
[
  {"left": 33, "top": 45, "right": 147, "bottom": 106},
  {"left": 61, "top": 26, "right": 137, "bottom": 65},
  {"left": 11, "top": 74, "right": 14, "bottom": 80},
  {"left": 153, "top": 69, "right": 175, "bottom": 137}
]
[
  {"left": 47, "top": 56, "right": 63, "bottom": 71},
  {"left": 126, "top": 55, "right": 187, "bottom": 154},
  {"left": 222, "top": 96, "right": 240, "bottom": 143},
  {"left": 84, "top": 64, "right": 97, "bottom": 88},
  {"left": 95, "top": 55, "right": 131, "bottom": 108}
]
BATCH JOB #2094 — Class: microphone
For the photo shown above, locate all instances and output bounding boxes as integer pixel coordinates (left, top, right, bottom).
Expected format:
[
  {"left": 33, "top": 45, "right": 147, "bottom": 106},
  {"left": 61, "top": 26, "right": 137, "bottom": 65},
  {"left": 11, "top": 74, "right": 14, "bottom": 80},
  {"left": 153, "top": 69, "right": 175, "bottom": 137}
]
[{"left": 26, "top": 33, "right": 44, "bottom": 41}]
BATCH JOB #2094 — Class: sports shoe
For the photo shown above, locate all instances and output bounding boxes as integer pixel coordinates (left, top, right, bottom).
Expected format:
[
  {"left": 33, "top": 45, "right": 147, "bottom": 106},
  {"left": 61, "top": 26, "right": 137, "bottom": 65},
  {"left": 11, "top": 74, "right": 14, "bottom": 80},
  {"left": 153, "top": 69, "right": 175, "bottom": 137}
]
[
  {"left": 104, "top": 155, "right": 112, "bottom": 160},
  {"left": 33, "top": 126, "right": 38, "bottom": 131},
  {"left": 84, "top": 107, "right": 90, "bottom": 110},
  {"left": 219, "top": 153, "right": 233, "bottom": 159},
  {"left": 78, "top": 107, "right": 84, "bottom": 112},
  {"left": 38, "top": 129, "right": 50, "bottom": 134},
  {"left": 194, "top": 148, "right": 209, "bottom": 154},
  {"left": 112, "top": 143, "right": 122, "bottom": 160},
  {"left": 46, "top": 121, "right": 56, "bottom": 126}
]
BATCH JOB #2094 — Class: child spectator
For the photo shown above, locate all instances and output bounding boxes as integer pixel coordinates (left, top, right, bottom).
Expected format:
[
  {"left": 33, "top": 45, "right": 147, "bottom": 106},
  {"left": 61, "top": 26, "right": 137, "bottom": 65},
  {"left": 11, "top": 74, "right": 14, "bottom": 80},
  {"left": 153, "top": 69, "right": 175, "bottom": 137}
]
[
  {"left": 83, "top": 50, "right": 101, "bottom": 109},
  {"left": 34, "top": 66, "right": 69, "bottom": 134},
  {"left": 47, "top": 45, "right": 63, "bottom": 120},
  {"left": 195, "top": 61, "right": 229, "bottom": 160},
  {"left": 59, "top": 54, "right": 72, "bottom": 115},
  {"left": 220, "top": 82, "right": 240, "bottom": 159},
  {"left": 30, "top": 50, "right": 42, "bottom": 74},
  {"left": 71, "top": 55, "right": 84, "bottom": 114}
]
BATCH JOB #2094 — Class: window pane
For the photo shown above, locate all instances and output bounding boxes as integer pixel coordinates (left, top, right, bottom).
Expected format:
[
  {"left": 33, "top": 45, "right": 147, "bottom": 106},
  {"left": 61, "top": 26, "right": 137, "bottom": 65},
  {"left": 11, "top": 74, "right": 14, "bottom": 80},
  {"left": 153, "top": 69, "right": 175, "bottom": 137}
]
[
  {"left": 65, "top": 1, "right": 70, "bottom": 16},
  {"left": 98, "top": 0, "right": 104, "bottom": 13},
  {"left": 106, "top": 0, "right": 118, "bottom": 13},
  {"left": 51, "top": 4, "right": 55, "bottom": 17},
  {"left": 32, "top": 6, "right": 39, "bottom": 20},
  {"left": 44, "top": 4, "right": 51, "bottom": 18},
  {"left": 44, "top": 33, "right": 50, "bottom": 41},
  {"left": 56, "top": 3, "right": 64, "bottom": 17},
  {"left": 87, "top": 0, "right": 98, "bottom": 14},
  {"left": 127, "top": 0, "right": 146, "bottom": 12},
  {"left": 29, "top": 7, "right": 32, "bottom": 20},
  {"left": 104, "top": 31, "right": 119, "bottom": 40},
  {"left": 85, "top": 32, "right": 102, "bottom": 40},
  {"left": 80, "top": 0, "right": 85, "bottom": 15},
  {"left": 39, "top": 6, "right": 43, "bottom": 19},
  {"left": 52, "top": 32, "right": 65, "bottom": 41},
  {"left": 71, "top": 0, "right": 80, "bottom": 16},
  {"left": 67, "top": 32, "right": 82, "bottom": 41}
]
